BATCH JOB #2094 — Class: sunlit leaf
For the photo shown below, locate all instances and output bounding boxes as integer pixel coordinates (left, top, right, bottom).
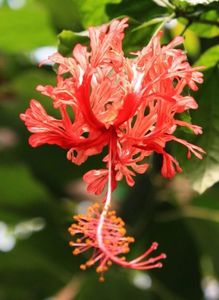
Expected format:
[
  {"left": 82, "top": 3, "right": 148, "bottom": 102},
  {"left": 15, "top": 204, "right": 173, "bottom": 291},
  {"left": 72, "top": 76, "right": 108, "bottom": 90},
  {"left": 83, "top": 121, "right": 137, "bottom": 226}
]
[
  {"left": 170, "top": 21, "right": 201, "bottom": 59},
  {"left": 194, "top": 45, "right": 219, "bottom": 69},
  {"left": 189, "top": 10, "right": 219, "bottom": 38}
]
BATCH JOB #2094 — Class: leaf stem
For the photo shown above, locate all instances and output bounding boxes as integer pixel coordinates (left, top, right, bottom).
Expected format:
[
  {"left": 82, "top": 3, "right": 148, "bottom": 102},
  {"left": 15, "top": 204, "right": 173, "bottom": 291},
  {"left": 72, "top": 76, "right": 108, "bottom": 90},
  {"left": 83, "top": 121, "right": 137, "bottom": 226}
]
[{"left": 153, "top": 13, "right": 176, "bottom": 36}]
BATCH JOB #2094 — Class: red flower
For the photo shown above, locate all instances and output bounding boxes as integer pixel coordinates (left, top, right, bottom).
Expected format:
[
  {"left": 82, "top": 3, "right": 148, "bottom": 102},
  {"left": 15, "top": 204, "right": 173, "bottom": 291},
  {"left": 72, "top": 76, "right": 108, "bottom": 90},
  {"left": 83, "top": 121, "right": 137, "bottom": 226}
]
[
  {"left": 20, "top": 19, "right": 204, "bottom": 192},
  {"left": 20, "top": 18, "right": 204, "bottom": 279}
]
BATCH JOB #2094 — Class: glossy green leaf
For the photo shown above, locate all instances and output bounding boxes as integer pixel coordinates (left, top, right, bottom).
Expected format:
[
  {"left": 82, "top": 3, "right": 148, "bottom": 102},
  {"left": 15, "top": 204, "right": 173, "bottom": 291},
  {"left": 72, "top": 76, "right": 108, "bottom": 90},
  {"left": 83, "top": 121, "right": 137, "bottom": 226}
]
[
  {"left": 79, "top": 0, "right": 122, "bottom": 27},
  {"left": 58, "top": 30, "right": 89, "bottom": 56},
  {"left": 107, "top": 0, "right": 165, "bottom": 23},
  {"left": 189, "top": 10, "right": 219, "bottom": 38},
  {"left": 175, "top": 66, "right": 219, "bottom": 193}
]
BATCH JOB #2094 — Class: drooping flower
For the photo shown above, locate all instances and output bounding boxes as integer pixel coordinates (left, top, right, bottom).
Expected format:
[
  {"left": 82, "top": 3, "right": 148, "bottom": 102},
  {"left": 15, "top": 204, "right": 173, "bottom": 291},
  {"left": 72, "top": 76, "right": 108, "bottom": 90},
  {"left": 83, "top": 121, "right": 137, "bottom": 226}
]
[
  {"left": 20, "top": 18, "right": 204, "bottom": 193},
  {"left": 20, "top": 18, "right": 204, "bottom": 280}
]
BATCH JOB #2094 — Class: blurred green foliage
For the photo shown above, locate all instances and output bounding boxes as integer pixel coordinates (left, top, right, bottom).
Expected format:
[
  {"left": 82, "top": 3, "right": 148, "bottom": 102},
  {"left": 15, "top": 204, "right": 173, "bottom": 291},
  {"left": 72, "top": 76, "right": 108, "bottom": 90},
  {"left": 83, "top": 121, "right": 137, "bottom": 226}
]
[{"left": 0, "top": 0, "right": 219, "bottom": 299}]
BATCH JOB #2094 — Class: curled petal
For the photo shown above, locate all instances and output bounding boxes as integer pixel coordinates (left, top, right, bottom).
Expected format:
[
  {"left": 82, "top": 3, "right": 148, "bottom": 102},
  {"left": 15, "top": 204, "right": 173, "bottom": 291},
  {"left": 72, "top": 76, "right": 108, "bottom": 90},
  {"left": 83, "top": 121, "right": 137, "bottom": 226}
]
[
  {"left": 89, "top": 18, "right": 128, "bottom": 68},
  {"left": 174, "top": 96, "right": 198, "bottom": 111},
  {"left": 83, "top": 169, "right": 108, "bottom": 195},
  {"left": 20, "top": 100, "right": 79, "bottom": 148},
  {"left": 73, "top": 44, "right": 89, "bottom": 70},
  {"left": 175, "top": 120, "right": 203, "bottom": 135},
  {"left": 115, "top": 164, "right": 136, "bottom": 187},
  {"left": 161, "top": 152, "right": 182, "bottom": 178},
  {"left": 170, "top": 136, "right": 206, "bottom": 159}
]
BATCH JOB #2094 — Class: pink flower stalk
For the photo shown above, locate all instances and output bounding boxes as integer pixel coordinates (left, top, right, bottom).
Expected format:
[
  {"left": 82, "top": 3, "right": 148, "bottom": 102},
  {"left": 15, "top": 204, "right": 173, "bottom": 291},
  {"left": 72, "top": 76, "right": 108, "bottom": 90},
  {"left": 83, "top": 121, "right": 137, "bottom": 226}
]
[{"left": 20, "top": 18, "right": 204, "bottom": 280}]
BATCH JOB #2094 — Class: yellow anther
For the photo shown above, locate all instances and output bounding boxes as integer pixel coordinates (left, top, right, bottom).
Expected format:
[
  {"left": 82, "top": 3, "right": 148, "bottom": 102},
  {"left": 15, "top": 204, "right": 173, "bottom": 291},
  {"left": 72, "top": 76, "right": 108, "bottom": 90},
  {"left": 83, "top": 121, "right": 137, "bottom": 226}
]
[
  {"left": 99, "top": 276, "right": 105, "bottom": 283},
  {"left": 121, "top": 256, "right": 126, "bottom": 261},
  {"left": 73, "top": 249, "right": 80, "bottom": 255},
  {"left": 107, "top": 260, "right": 112, "bottom": 266},
  {"left": 85, "top": 238, "right": 91, "bottom": 244},
  {"left": 123, "top": 247, "right": 130, "bottom": 253},
  {"left": 80, "top": 264, "right": 86, "bottom": 270},
  {"left": 85, "top": 260, "right": 94, "bottom": 266},
  {"left": 119, "top": 228, "right": 126, "bottom": 235},
  {"left": 96, "top": 266, "right": 104, "bottom": 273}
]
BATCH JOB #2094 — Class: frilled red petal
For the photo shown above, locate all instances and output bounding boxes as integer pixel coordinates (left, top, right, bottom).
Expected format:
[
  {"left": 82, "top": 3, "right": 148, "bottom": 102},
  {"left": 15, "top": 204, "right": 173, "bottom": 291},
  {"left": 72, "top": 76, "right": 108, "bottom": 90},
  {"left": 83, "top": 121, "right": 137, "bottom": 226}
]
[
  {"left": 83, "top": 169, "right": 108, "bottom": 195},
  {"left": 113, "top": 93, "right": 140, "bottom": 126},
  {"left": 161, "top": 152, "right": 182, "bottom": 178},
  {"left": 20, "top": 100, "right": 81, "bottom": 149},
  {"left": 76, "top": 75, "right": 106, "bottom": 130}
]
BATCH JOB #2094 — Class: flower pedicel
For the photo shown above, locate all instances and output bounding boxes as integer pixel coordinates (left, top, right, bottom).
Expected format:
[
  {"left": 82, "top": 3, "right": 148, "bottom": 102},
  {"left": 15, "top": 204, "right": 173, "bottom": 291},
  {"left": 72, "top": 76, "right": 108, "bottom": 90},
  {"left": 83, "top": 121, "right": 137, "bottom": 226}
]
[{"left": 20, "top": 18, "right": 204, "bottom": 281}]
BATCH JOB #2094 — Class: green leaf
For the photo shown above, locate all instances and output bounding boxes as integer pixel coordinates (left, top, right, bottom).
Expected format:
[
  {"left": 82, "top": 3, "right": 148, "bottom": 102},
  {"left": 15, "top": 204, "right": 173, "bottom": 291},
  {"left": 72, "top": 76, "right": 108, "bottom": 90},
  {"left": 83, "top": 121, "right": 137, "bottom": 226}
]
[
  {"left": 79, "top": 0, "right": 122, "bottom": 27},
  {"left": 176, "top": 66, "right": 219, "bottom": 193},
  {"left": 40, "top": 0, "right": 122, "bottom": 30},
  {"left": 0, "top": 0, "right": 56, "bottom": 53},
  {"left": 182, "top": 0, "right": 219, "bottom": 5},
  {"left": 189, "top": 10, "right": 219, "bottom": 38},
  {"left": 58, "top": 30, "right": 89, "bottom": 56},
  {"left": 194, "top": 45, "right": 219, "bottom": 69},
  {"left": 56, "top": 0, "right": 167, "bottom": 56},
  {"left": 39, "top": 0, "right": 83, "bottom": 32},
  {"left": 170, "top": 21, "right": 201, "bottom": 59},
  {"left": 107, "top": 0, "right": 165, "bottom": 23}
]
